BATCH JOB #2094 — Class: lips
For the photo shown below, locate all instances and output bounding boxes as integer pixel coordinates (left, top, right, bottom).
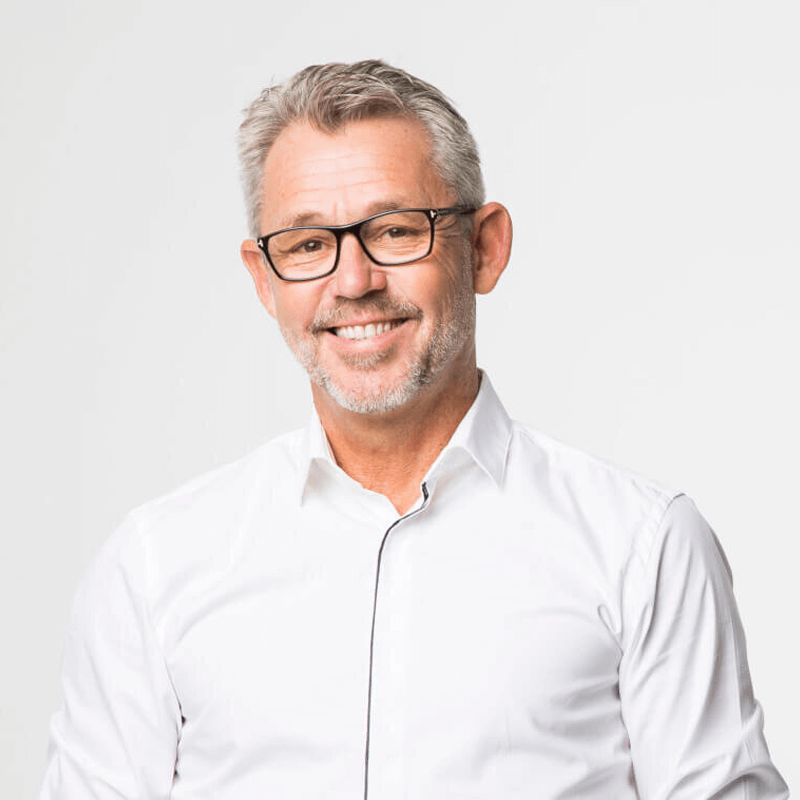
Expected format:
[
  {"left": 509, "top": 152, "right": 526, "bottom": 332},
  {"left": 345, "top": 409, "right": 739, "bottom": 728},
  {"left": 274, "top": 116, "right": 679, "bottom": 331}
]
[{"left": 331, "top": 319, "right": 405, "bottom": 340}]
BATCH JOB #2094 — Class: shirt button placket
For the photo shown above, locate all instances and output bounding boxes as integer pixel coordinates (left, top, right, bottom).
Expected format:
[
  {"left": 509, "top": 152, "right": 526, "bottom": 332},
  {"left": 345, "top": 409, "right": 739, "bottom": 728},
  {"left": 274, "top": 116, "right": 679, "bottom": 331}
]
[{"left": 363, "top": 486, "right": 429, "bottom": 800}]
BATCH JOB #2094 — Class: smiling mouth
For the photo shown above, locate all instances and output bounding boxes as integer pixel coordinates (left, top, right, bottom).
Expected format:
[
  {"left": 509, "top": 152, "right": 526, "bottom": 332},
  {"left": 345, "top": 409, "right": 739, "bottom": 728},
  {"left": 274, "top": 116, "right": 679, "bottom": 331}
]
[{"left": 330, "top": 319, "right": 406, "bottom": 340}]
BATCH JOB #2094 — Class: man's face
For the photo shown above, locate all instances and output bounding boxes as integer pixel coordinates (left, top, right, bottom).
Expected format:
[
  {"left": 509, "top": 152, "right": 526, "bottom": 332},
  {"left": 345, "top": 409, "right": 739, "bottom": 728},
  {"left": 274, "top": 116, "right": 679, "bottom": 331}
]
[{"left": 244, "top": 116, "right": 478, "bottom": 415}]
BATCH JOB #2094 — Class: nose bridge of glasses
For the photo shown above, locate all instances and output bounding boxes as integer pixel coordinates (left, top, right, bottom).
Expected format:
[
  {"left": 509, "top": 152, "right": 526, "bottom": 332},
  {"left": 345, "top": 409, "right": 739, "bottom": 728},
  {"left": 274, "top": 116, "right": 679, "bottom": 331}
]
[
  {"left": 330, "top": 222, "right": 388, "bottom": 296},
  {"left": 336, "top": 220, "right": 379, "bottom": 265}
]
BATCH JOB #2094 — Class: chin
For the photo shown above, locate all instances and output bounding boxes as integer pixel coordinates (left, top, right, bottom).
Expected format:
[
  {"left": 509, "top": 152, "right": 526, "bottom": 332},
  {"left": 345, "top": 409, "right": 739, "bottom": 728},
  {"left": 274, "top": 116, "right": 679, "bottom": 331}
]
[
  {"left": 286, "top": 310, "right": 474, "bottom": 416},
  {"left": 317, "top": 369, "right": 427, "bottom": 415}
]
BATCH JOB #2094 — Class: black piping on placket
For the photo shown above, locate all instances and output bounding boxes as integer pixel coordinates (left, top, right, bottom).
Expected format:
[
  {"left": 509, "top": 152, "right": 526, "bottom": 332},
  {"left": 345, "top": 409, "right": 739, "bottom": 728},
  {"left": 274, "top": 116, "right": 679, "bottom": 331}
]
[{"left": 363, "top": 482, "right": 430, "bottom": 800}]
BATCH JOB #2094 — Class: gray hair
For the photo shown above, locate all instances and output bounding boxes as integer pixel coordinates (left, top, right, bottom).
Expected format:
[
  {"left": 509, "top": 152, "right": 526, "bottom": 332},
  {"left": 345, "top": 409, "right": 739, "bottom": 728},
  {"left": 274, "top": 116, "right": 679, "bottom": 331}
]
[{"left": 237, "top": 59, "right": 485, "bottom": 237}]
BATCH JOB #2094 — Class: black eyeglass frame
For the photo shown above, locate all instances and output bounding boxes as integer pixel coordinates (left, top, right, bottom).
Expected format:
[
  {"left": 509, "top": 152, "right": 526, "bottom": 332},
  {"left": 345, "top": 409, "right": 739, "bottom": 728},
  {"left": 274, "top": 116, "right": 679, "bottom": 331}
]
[{"left": 256, "top": 205, "right": 477, "bottom": 282}]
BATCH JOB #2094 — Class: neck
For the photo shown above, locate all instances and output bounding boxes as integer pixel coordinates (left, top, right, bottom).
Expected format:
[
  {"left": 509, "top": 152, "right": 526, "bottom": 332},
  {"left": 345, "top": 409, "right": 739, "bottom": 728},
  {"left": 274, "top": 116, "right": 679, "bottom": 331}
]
[{"left": 313, "top": 367, "right": 481, "bottom": 514}]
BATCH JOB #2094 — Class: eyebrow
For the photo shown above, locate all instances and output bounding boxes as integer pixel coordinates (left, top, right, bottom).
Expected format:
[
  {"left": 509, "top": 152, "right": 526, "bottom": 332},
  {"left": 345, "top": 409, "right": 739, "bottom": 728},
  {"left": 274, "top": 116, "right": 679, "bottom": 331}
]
[{"left": 281, "top": 198, "right": 415, "bottom": 229}]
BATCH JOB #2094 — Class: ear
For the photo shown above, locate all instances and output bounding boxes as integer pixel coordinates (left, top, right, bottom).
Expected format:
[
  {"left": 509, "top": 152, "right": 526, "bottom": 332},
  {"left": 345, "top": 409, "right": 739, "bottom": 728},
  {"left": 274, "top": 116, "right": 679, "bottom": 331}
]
[
  {"left": 469, "top": 202, "right": 513, "bottom": 295},
  {"left": 241, "top": 239, "right": 277, "bottom": 318}
]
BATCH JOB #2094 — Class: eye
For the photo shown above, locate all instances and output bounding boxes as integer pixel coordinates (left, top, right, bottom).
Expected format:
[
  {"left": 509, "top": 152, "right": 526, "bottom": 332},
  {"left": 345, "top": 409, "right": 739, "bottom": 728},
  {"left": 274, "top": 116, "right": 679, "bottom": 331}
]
[
  {"left": 372, "top": 224, "right": 413, "bottom": 241},
  {"left": 292, "top": 237, "right": 325, "bottom": 253}
]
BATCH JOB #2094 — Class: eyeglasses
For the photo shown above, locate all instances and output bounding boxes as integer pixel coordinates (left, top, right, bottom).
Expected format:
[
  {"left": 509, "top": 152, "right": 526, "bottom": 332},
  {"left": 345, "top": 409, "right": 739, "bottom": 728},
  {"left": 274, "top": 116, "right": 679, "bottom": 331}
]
[{"left": 256, "top": 206, "right": 476, "bottom": 282}]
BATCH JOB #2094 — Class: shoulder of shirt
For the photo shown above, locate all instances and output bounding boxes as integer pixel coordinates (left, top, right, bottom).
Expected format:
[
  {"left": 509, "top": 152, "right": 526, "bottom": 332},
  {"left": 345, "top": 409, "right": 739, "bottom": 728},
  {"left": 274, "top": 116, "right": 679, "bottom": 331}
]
[
  {"left": 131, "top": 427, "right": 305, "bottom": 517},
  {"left": 104, "top": 427, "right": 307, "bottom": 564},
  {"left": 70, "top": 428, "right": 308, "bottom": 638},
  {"left": 510, "top": 420, "right": 678, "bottom": 500},
  {"left": 507, "top": 419, "right": 685, "bottom": 560}
]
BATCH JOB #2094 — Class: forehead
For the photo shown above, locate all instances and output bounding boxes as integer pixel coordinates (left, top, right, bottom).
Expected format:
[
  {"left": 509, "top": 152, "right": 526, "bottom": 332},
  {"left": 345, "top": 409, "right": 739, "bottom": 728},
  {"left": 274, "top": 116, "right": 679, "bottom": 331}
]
[{"left": 259, "top": 116, "right": 451, "bottom": 229}]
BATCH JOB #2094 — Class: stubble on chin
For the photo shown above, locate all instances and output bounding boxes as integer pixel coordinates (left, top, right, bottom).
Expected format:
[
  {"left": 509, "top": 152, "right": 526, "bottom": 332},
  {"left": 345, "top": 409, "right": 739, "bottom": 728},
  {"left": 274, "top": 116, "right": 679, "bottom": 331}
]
[
  {"left": 279, "top": 270, "right": 476, "bottom": 414},
  {"left": 280, "top": 323, "right": 425, "bottom": 414}
]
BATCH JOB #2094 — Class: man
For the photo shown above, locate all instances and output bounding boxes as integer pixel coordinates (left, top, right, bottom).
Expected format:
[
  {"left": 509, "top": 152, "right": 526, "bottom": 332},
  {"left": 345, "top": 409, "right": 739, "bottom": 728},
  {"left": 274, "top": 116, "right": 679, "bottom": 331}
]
[{"left": 41, "top": 60, "right": 787, "bottom": 799}]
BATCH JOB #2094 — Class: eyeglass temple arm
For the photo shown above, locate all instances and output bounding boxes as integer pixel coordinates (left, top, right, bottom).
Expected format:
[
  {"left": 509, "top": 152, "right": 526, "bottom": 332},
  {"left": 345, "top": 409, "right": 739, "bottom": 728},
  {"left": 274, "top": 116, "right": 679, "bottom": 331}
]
[{"left": 429, "top": 205, "right": 477, "bottom": 221}]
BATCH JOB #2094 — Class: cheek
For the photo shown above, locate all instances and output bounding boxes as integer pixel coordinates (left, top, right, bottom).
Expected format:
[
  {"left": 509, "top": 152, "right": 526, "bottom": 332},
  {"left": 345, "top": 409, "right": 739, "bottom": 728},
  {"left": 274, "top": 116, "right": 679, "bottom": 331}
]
[
  {"left": 271, "top": 285, "right": 319, "bottom": 330},
  {"left": 395, "top": 261, "right": 460, "bottom": 308},
  {"left": 428, "top": 261, "right": 473, "bottom": 313}
]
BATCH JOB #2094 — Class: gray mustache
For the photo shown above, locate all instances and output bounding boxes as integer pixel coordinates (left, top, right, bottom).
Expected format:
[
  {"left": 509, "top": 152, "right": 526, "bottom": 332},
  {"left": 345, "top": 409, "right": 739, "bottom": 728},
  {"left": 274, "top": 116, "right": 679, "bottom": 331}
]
[{"left": 309, "top": 297, "right": 422, "bottom": 332}]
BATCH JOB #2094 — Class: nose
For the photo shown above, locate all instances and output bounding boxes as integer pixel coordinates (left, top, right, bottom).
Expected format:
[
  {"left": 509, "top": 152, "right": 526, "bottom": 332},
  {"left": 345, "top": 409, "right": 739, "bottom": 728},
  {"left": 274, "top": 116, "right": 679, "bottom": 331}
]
[{"left": 332, "top": 232, "right": 387, "bottom": 298}]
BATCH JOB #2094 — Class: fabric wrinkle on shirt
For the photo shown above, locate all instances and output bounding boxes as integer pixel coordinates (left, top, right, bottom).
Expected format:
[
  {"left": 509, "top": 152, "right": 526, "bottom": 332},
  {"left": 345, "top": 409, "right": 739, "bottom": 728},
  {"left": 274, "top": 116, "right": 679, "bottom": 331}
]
[{"left": 39, "top": 374, "right": 789, "bottom": 800}]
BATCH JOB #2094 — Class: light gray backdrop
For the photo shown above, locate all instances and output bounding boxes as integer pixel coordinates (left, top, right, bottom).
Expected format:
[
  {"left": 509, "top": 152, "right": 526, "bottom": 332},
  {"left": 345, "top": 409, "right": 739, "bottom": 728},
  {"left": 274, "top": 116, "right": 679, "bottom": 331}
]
[{"left": 2, "top": 1, "right": 797, "bottom": 795}]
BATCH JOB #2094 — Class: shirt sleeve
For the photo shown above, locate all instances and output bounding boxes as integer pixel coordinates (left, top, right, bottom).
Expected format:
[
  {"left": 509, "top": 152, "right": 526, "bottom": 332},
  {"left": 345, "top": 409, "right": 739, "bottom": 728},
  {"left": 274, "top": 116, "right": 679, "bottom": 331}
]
[
  {"left": 618, "top": 494, "right": 788, "bottom": 799},
  {"left": 39, "top": 515, "right": 181, "bottom": 799}
]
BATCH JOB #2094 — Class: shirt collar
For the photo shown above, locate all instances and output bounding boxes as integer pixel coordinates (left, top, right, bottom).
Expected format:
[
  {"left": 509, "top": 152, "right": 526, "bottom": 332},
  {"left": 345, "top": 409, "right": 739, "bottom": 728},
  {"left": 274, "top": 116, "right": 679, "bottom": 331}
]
[
  {"left": 296, "top": 371, "right": 513, "bottom": 503},
  {"left": 296, "top": 404, "right": 339, "bottom": 504},
  {"left": 433, "top": 371, "right": 512, "bottom": 488}
]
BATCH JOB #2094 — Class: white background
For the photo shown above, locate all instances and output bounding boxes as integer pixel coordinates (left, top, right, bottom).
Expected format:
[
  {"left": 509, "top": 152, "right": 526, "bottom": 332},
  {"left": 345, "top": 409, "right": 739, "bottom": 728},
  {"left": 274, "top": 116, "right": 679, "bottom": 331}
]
[{"left": 2, "top": 0, "right": 797, "bottom": 794}]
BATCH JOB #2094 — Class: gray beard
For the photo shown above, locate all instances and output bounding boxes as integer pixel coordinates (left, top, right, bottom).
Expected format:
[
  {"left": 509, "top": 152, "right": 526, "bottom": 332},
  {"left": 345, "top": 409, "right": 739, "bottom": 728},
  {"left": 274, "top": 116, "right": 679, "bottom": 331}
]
[{"left": 280, "top": 283, "right": 476, "bottom": 415}]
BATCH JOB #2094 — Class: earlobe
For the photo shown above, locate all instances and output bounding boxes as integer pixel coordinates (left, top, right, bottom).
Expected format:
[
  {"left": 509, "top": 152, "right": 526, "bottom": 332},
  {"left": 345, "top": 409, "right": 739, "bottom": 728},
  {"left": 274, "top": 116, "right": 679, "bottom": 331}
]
[
  {"left": 241, "top": 240, "right": 277, "bottom": 318},
  {"left": 471, "top": 203, "right": 513, "bottom": 295}
]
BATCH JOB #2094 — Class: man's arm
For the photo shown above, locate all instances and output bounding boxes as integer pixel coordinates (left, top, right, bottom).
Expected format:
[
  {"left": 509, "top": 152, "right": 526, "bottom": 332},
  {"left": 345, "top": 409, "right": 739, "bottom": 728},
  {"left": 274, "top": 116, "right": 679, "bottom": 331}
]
[
  {"left": 619, "top": 495, "right": 788, "bottom": 799},
  {"left": 39, "top": 517, "right": 181, "bottom": 799}
]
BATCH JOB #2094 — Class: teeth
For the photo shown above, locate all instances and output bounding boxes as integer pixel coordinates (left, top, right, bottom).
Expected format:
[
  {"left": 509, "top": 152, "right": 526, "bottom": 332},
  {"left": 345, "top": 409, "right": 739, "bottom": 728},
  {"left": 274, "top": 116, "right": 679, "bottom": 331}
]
[{"left": 334, "top": 320, "right": 402, "bottom": 340}]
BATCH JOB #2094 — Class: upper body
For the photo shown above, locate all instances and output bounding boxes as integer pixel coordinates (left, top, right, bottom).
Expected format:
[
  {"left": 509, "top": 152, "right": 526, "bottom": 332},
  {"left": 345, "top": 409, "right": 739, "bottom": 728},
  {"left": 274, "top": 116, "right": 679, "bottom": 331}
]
[
  {"left": 40, "top": 60, "right": 788, "bottom": 798},
  {"left": 40, "top": 375, "right": 788, "bottom": 799}
]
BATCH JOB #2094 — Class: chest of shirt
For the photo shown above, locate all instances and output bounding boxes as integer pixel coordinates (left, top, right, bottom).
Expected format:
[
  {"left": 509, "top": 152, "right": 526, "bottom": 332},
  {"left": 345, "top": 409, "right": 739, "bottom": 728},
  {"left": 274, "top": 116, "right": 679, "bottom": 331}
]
[{"left": 156, "top": 473, "right": 630, "bottom": 796}]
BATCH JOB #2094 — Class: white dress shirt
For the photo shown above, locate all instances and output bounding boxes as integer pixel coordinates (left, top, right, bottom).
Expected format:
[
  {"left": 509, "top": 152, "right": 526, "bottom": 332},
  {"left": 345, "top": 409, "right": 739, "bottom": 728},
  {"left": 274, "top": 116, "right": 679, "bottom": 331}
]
[{"left": 40, "top": 375, "right": 788, "bottom": 799}]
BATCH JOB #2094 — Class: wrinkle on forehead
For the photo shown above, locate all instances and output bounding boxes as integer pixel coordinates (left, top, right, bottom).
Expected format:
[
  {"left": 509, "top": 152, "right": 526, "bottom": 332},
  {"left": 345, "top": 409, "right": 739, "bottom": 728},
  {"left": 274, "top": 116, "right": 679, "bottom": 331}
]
[
  {"left": 287, "top": 198, "right": 418, "bottom": 229},
  {"left": 259, "top": 118, "right": 451, "bottom": 232}
]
